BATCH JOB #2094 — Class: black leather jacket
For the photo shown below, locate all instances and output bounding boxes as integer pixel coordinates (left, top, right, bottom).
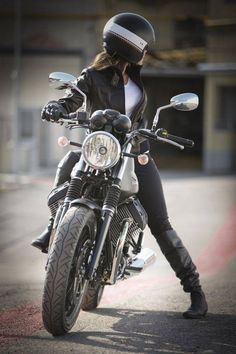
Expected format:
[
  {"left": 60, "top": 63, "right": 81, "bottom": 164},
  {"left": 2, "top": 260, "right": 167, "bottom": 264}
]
[{"left": 58, "top": 64, "right": 147, "bottom": 130}]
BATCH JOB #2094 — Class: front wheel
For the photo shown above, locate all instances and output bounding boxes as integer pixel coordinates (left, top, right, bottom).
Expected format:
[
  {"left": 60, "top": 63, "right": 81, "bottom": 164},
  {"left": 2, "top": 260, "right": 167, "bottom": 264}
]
[{"left": 42, "top": 206, "right": 96, "bottom": 336}]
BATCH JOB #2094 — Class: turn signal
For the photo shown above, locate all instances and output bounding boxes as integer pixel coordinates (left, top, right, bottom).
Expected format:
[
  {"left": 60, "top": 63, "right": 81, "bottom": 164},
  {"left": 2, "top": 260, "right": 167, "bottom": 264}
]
[
  {"left": 138, "top": 154, "right": 149, "bottom": 165},
  {"left": 58, "top": 136, "right": 69, "bottom": 147}
]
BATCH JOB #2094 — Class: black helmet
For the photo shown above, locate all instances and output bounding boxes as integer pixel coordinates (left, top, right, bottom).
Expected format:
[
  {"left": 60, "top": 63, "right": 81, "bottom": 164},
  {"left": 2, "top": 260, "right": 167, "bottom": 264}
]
[{"left": 103, "top": 13, "right": 156, "bottom": 64}]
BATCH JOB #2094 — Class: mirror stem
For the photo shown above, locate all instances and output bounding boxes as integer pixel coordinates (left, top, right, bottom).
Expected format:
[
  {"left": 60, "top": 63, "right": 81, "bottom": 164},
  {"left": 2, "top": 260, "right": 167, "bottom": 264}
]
[
  {"left": 151, "top": 102, "right": 175, "bottom": 131},
  {"left": 69, "top": 82, "right": 87, "bottom": 112}
]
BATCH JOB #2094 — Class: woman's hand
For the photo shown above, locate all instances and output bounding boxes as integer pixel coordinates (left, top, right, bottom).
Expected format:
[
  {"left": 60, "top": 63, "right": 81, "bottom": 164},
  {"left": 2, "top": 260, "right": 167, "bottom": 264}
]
[{"left": 41, "top": 101, "right": 66, "bottom": 122}]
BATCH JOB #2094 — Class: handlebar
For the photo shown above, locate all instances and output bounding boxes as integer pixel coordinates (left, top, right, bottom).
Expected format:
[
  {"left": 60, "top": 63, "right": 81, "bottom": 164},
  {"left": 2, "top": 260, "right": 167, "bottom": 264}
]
[{"left": 56, "top": 111, "right": 194, "bottom": 150}]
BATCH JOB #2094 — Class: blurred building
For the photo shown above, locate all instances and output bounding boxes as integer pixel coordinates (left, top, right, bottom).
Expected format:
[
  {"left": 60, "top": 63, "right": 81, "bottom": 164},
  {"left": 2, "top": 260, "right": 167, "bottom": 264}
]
[{"left": 0, "top": 0, "right": 235, "bottom": 174}]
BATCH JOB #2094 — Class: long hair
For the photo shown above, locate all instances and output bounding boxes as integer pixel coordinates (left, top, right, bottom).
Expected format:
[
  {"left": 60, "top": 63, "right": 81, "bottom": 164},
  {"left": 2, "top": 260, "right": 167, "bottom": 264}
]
[{"left": 90, "top": 50, "right": 129, "bottom": 72}]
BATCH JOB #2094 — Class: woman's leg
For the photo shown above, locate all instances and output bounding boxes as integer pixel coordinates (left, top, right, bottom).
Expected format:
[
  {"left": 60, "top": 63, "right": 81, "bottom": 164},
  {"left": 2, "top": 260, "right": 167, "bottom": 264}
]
[
  {"left": 31, "top": 151, "right": 80, "bottom": 252},
  {"left": 53, "top": 150, "right": 81, "bottom": 187},
  {"left": 135, "top": 157, "right": 208, "bottom": 318},
  {"left": 135, "top": 156, "right": 171, "bottom": 235}
]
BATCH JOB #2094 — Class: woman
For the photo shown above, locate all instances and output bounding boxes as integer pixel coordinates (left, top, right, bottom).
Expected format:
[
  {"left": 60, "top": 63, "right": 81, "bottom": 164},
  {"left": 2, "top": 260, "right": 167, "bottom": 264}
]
[{"left": 32, "top": 13, "right": 208, "bottom": 319}]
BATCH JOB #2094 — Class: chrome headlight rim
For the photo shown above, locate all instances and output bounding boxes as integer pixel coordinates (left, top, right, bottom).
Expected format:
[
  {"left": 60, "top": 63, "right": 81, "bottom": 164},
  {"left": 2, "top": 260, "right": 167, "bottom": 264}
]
[{"left": 82, "top": 131, "right": 121, "bottom": 170}]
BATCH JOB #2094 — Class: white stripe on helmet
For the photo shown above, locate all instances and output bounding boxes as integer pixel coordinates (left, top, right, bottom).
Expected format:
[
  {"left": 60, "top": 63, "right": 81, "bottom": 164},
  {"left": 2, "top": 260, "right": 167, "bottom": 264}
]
[{"left": 104, "top": 22, "right": 147, "bottom": 51}]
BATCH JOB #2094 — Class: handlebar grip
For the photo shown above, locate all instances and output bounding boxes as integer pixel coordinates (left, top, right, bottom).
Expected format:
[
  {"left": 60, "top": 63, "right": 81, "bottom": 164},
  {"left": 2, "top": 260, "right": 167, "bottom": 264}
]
[
  {"left": 138, "top": 129, "right": 157, "bottom": 140},
  {"left": 60, "top": 113, "right": 69, "bottom": 119},
  {"left": 61, "top": 111, "right": 88, "bottom": 124},
  {"left": 68, "top": 112, "right": 78, "bottom": 119},
  {"left": 61, "top": 112, "right": 77, "bottom": 119}
]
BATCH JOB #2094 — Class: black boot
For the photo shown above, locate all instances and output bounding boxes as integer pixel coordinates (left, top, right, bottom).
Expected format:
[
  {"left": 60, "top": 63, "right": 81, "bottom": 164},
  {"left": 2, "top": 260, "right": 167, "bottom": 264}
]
[
  {"left": 183, "top": 289, "right": 208, "bottom": 319},
  {"left": 155, "top": 229, "right": 208, "bottom": 318},
  {"left": 31, "top": 217, "right": 54, "bottom": 253}
]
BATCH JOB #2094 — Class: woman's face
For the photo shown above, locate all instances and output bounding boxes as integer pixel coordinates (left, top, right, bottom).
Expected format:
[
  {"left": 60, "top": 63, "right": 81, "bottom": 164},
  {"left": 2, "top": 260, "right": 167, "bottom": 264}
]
[{"left": 138, "top": 50, "right": 147, "bottom": 65}]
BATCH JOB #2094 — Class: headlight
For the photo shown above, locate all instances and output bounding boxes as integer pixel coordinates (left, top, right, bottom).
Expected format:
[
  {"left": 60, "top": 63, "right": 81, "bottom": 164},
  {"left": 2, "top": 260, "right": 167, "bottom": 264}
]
[{"left": 82, "top": 131, "right": 121, "bottom": 170}]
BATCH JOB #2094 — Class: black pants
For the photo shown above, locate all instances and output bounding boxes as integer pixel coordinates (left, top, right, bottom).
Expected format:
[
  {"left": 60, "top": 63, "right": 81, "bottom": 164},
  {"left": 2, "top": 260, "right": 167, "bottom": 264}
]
[{"left": 135, "top": 157, "right": 172, "bottom": 237}]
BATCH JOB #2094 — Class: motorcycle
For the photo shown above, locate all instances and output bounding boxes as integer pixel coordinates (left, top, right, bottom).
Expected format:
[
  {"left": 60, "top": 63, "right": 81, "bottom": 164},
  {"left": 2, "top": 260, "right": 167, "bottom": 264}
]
[{"left": 42, "top": 72, "right": 198, "bottom": 336}]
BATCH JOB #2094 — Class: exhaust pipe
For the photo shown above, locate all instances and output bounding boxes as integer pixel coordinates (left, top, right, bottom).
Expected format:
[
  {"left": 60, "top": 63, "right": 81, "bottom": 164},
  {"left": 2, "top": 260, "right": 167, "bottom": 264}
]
[{"left": 125, "top": 247, "right": 156, "bottom": 275}]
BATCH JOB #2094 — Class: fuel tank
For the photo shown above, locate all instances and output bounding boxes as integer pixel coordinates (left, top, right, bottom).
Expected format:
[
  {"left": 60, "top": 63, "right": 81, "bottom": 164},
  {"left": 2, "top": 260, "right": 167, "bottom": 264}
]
[{"left": 120, "top": 158, "right": 139, "bottom": 200}]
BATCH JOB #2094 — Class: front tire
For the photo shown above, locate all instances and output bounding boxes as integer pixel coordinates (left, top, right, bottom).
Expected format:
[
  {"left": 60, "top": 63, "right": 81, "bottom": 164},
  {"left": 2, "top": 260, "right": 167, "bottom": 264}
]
[{"left": 42, "top": 206, "right": 96, "bottom": 336}]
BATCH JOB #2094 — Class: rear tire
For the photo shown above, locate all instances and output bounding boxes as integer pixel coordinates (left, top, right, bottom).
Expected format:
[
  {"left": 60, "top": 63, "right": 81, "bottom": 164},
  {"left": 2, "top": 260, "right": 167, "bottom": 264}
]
[
  {"left": 42, "top": 206, "right": 96, "bottom": 336},
  {"left": 82, "top": 283, "right": 104, "bottom": 311}
]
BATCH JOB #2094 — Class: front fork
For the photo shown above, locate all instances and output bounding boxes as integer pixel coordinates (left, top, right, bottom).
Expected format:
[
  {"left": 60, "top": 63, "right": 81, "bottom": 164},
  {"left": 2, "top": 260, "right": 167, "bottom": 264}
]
[
  {"left": 87, "top": 142, "right": 133, "bottom": 280},
  {"left": 87, "top": 181, "right": 121, "bottom": 279},
  {"left": 56, "top": 159, "right": 89, "bottom": 228}
]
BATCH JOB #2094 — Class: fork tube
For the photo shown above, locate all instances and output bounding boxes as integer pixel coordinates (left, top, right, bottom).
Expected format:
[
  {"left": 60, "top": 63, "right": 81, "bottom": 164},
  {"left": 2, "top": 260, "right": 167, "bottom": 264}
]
[
  {"left": 87, "top": 212, "right": 113, "bottom": 279},
  {"left": 112, "top": 142, "right": 132, "bottom": 180}
]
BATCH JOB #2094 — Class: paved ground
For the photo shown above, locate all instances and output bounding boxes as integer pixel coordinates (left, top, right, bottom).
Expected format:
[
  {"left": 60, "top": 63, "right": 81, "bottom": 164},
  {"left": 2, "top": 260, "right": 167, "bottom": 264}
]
[{"left": 0, "top": 172, "right": 236, "bottom": 354}]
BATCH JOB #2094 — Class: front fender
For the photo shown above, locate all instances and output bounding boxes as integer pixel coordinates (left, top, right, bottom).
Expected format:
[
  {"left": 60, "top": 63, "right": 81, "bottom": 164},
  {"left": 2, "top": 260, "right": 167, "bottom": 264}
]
[{"left": 70, "top": 198, "right": 101, "bottom": 214}]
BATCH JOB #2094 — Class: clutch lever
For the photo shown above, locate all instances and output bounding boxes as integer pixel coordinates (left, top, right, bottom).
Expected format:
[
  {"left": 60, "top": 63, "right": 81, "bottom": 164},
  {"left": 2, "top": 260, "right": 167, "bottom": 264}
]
[{"left": 138, "top": 129, "right": 184, "bottom": 150}]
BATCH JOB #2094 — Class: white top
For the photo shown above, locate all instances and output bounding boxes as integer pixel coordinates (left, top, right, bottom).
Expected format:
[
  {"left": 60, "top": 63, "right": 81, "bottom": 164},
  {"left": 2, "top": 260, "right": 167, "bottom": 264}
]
[{"left": 124, "top": 78, "right": 142, "bottom": 117}]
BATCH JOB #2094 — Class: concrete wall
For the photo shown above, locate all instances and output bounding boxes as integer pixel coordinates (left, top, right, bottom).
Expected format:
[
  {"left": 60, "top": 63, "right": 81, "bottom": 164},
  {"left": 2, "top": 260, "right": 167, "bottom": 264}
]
[
  {"left": 203, "top": 74, "right": 236, "bottom": 172},
  {"left": 0, "top": 54, "right": 82, "bottom": 173},
  {"left": 203, "top": 0, "right": 236, "bottom": 172}
]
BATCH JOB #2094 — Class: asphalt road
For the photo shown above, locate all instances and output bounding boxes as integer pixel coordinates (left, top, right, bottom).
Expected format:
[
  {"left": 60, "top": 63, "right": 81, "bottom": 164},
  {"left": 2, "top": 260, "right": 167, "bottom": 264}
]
[{"left": 0, "top": 172, "right": 236, "bottom": 354}]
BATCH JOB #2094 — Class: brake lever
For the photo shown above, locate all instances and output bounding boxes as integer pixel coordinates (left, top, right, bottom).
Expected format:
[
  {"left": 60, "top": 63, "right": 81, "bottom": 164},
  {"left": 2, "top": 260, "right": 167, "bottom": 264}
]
[{"left": 156, "top": 136, "right": 184, "bottom": 150}]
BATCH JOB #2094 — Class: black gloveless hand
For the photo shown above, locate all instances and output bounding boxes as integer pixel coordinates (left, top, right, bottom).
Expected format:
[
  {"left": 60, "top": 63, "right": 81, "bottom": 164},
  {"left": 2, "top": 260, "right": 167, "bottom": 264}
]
[{"left": 41, "top": 102, "right": 65, "bottom": 122}]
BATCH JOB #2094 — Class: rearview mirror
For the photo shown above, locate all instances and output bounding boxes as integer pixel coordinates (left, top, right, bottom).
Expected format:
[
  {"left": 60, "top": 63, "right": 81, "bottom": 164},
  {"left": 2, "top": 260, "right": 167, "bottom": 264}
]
[
  {"left": 170, "top": 93, "right": 199, "bottom": 111},
  {"left": 48, "top": 71, "right": 87, "bottom": 111},
  {"left": 49, "top": 72, "right": 77, "bottom": 90}
]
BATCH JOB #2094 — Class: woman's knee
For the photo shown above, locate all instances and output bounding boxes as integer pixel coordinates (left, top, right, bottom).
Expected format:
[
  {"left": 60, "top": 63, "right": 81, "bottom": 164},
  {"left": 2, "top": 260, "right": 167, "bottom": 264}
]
[
  {"left": 54, "top": 151, "right": 80, "bottom": 187},
  {"left": 148, "top": 216, "right": 173, "bottom": 237}
]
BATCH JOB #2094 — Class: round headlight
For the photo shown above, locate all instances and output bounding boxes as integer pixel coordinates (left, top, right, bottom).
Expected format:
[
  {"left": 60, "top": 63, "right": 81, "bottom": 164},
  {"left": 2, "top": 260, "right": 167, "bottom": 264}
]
[{"left": 82, "top": 131, "right": 121, "bottom": 170}]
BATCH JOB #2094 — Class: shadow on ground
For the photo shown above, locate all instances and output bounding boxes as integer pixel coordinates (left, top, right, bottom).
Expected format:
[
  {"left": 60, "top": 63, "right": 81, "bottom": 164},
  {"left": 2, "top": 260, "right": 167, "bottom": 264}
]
[{"left": 33, "top": 308, "right": 236, "bottom": 353}]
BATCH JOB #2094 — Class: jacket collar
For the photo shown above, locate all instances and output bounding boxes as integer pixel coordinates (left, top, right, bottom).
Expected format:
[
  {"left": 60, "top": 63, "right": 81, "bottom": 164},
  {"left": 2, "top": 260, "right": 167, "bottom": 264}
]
[{"left": 99, "top": 64, "right": 143, "bottom": 89}]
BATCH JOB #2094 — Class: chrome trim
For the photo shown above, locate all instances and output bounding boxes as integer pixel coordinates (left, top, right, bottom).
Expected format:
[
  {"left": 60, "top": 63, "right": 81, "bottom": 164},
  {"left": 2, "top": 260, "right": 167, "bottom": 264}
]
[{"left": 152, "top": 102, "right": 175, "bottom": 131}]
